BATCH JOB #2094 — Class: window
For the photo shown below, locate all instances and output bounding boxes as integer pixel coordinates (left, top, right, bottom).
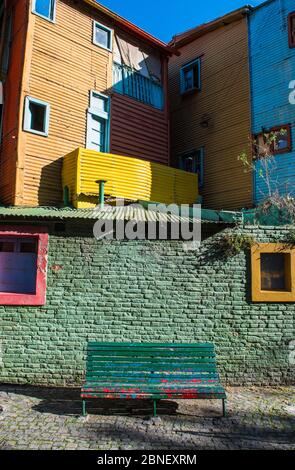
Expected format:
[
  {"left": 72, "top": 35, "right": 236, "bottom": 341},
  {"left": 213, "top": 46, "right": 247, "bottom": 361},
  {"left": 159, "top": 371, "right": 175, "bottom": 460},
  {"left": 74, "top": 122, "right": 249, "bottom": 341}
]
[
  {"left": 0, "top": 227, "right": 48, "bottom": 306},
  {"left": 93, "top": 21, "right": 113, "bottom": 51},
  {"left": 288, "top": 12, "right": 295, "bottom": 48},
  {"left": 86, "top": 91, "right": 110, "bottom": 152},
  {"left": 0, "top": 8, "right": 12, "bottom": 75},
  {"left": 251, "top": 243, "right": 295, "bottom": 302},
  {"left": 180, "top": 58, "right": 201, "bottom": 94},
  {"left": 32, "top": 0, "right": 56, "bottom": 22},
  {"left": 254, "top": 125, "right": 292, "bottom": 157},
  {"left": 179, "top": 148, "right": 204, "bottom": 187},
  {"left": 23, "top": 96, "right": 50, "bottom": 137}
]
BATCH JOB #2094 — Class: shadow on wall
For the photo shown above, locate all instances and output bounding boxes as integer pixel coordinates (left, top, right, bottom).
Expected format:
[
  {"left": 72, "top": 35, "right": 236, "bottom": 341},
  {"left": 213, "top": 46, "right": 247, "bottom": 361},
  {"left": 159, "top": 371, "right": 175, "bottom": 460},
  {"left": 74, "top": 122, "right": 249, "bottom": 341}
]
[{"left": 38, "top": 157, "right": 63, "bottom": 206}]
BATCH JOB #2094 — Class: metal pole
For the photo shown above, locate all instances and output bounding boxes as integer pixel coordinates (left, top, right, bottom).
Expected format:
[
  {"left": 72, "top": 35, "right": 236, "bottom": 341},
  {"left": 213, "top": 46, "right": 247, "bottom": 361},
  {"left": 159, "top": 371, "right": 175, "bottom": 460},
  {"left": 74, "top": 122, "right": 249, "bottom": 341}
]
[{"left": 96, "top": 180, "right": 107, "bottom": 208}]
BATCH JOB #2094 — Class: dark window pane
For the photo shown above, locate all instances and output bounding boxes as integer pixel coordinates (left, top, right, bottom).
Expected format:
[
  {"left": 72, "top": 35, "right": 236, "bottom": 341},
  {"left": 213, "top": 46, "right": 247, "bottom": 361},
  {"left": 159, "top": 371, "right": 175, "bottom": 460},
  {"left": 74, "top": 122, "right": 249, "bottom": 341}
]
[
  {"left": 30, "top": 102, "right": 46, "bottom": 132},
  {"left": 193, "top": 63, "right": 199, "bottom": 88},
  {"left": 0, "top": 252, "right": 37, "bottom": 294},
  {"left": 0, "top": 241, "right": 15, "bottom": 252},
  {"left": 291, "top": 15, "right": 295, "bottom": 45},
  {"left": 20, "top": 241, "right": 37, "bottom": 253},
  {"left": 1, "top": 12, "right": 12, "bottom": 74},
  {"left": 184, "top": 68, "right": 194, "bottom": 90},
  {"left": 261, "top": 253, "right": 287, "bottom": 291}
]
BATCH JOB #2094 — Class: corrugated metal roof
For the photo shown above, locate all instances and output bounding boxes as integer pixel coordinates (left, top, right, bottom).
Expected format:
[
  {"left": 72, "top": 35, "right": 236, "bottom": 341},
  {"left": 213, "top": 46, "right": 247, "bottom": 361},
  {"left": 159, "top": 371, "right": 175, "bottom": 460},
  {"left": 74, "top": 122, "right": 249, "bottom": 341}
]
[{"left": 0, "top": 205, "right": 204, "bottom": 224}]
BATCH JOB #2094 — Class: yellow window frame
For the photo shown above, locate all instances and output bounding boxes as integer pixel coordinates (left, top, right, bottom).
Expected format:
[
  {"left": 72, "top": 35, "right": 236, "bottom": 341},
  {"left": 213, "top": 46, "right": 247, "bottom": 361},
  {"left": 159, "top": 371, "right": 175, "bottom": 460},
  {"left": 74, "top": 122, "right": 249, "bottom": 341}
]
[{"left": 251, "top": 243, "right": 295, "bottom": 302}]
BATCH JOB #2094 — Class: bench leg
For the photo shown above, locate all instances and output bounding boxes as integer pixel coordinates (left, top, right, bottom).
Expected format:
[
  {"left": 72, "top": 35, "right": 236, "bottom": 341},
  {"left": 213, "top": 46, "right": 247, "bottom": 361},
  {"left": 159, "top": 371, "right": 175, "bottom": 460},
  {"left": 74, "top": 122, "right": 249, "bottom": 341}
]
[
  {"left": 153, "top": 400, "right": 157, "bottom": 418},
  {"left": 222, "top": 399, "right": 227, "bottom": 418},
  {"left": 82, "top": 400, "right": 87, "bottom": 417}
]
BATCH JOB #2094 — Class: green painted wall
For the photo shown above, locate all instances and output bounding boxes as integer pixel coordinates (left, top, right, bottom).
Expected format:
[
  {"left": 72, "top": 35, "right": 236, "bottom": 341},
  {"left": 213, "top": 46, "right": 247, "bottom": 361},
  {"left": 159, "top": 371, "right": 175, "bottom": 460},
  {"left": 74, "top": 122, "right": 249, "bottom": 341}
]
[{"left": 0, "top": 222, "right": 294, "bottom": 386}]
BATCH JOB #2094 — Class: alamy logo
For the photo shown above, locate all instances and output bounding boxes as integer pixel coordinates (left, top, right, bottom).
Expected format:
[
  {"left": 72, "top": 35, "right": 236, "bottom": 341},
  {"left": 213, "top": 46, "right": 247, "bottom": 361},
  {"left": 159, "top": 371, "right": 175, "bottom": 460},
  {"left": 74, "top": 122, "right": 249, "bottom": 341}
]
[{"left": 93, "top": 200, "right": 201, "bottom": 248}]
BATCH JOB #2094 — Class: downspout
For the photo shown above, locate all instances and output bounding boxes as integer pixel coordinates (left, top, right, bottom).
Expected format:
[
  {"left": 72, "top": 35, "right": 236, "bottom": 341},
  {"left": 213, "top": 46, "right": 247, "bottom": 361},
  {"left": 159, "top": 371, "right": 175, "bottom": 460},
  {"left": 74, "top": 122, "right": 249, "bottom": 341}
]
[{"left": 246, "top": 8, "right": 255, "bottom": 208}]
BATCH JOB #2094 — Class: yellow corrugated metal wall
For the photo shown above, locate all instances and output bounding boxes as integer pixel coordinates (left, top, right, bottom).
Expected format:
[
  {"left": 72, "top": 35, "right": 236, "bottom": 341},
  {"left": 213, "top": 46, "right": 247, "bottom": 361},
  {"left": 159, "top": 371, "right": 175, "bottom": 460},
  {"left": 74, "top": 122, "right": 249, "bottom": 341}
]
[{"left": 62, "top": 148, "right": 198, "bottom": 208}]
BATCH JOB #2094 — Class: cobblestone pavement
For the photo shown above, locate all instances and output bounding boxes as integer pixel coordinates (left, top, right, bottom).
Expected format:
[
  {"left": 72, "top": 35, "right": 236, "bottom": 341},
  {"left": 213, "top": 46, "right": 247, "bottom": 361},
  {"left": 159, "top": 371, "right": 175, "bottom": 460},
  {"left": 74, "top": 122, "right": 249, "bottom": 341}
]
[{"left": 0, "top": 385, "right": 294, "bottom": 450}]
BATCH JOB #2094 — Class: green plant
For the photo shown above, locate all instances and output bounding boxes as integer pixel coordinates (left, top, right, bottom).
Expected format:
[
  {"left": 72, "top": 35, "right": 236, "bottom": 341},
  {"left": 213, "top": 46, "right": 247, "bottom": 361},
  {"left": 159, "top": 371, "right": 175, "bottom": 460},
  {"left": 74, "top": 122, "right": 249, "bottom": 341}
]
[
  {"left": 219, "top": 233, "right": 255, "bottom": 257},
  {"left": 285, "top": 229, "right": 295, "bottom": 245},
  {"left": 238, "top": 132, "right": 295, "bottom": 224}
]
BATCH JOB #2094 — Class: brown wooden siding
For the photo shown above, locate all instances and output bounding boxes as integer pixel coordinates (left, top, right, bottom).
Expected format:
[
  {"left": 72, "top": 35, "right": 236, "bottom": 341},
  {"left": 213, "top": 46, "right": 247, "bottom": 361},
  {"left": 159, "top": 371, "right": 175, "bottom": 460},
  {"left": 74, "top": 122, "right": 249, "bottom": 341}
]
[
  {"left": 169, "top": 18, "right": 252, "bottom": 210},
  {"left": 0, "top": 0, "right": 29, "bottom": 205},
  {"left": 12, "top": 0, "right": 168, "bottom": 206},
  {"left": 110, "top": 93, "right": 169, "bottom": 164}
]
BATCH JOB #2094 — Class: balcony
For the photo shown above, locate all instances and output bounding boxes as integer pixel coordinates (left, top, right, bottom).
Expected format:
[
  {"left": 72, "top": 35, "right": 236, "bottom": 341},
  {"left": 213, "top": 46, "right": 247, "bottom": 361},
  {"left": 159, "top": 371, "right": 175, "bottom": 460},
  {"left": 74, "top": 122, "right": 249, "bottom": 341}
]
[
  {"left": 112, "top": 62, "right": 164, "bottom": 110},
  {"left": 62, "top": 148, "right": 198, "bottom": 209}
]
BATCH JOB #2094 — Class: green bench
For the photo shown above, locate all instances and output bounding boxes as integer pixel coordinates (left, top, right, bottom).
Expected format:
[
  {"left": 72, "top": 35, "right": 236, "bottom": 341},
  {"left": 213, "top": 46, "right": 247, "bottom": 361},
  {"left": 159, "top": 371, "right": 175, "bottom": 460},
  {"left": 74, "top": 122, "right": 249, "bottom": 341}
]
[{"left": 81, "top": 342, "right": 227, "bottom": 417}]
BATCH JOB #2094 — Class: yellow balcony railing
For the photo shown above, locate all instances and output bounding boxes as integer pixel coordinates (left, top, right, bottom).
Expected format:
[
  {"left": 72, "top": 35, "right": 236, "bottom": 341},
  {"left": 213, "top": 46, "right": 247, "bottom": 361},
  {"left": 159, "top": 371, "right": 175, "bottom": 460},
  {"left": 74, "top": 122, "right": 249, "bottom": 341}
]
[{"left": 62, "top": 148, "right": 199, "bottom": 209}]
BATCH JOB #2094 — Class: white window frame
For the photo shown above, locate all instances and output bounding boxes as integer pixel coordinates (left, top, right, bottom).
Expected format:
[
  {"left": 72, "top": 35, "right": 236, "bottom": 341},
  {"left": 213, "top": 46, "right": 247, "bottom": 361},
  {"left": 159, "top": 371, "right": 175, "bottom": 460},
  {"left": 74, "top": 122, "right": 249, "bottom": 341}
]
[
  {"left": 86, "top": 91, "right": 110, "bottom": 152},
  {"left": 92, "top": 21, "right": 113, "bottom": 52},
  {"left": 23, "top": 96, "right": 50, "bottom": 137},
  {"left": 32, "top": 0, "right": 56, "bottom": 23}
]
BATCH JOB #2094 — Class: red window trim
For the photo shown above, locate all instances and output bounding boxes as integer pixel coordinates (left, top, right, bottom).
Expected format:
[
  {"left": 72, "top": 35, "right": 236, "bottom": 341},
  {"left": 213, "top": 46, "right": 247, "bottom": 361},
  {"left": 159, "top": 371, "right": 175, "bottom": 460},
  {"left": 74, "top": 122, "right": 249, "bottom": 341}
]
[
  {"left": 253, "top": 124, "right": 292, "bottom": 158},
  {"left": 288, "top": 12, "right": 295, "bottom": 48},
  {"left": 0, "top": 226, "right": 48, "bottom": 306}
]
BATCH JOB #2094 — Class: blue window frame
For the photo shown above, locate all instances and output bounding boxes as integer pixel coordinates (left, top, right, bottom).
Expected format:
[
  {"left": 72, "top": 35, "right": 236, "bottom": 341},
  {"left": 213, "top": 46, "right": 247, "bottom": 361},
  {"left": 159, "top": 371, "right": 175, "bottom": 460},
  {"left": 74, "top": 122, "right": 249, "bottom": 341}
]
[
  {"left": 23, "top": 96, "right": 50, "bottom": 137},
  {"left": 180, "top": 58, "right": 201, "bottom": 94},
  {"left": 32, "top": 0, "right": 56, "bottom": 22},
  {"left": 86, "top": 91, "right": 110, "bottom": 152},
  {"left": 93, "top": 21, "right": 113, "bottom": 51},
  {"left": 179, "top": 148, "right": 204, "bottom": 187}
]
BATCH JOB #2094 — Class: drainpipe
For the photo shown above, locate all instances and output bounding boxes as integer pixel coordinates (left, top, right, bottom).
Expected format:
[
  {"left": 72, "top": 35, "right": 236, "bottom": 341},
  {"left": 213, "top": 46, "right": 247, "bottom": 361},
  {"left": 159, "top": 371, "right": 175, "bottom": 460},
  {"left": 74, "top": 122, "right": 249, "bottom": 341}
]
[{"left": 96, "top": 180, "right": 107, "bottom": 208}]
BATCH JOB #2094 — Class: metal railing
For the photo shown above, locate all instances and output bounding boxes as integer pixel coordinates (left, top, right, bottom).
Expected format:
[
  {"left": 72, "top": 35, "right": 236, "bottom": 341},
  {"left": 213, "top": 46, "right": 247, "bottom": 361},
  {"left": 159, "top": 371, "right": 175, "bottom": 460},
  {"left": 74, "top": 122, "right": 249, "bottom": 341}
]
[{"left": 113, "top": 62, "right": 163, "bottom": 110}]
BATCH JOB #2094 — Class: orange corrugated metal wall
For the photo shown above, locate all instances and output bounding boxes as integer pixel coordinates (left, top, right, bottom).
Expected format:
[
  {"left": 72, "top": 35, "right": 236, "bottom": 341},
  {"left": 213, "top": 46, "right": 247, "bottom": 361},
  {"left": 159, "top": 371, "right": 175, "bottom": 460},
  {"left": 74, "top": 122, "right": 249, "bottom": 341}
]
[
  {"left": 168, "top": 17, "right": 252, "bottom": 210},
  {"left": 0, "top": 0, "right": 28, "bottom": 205},
  {"left": 7, "top": 0, "right": 170, "bottom": 207}
]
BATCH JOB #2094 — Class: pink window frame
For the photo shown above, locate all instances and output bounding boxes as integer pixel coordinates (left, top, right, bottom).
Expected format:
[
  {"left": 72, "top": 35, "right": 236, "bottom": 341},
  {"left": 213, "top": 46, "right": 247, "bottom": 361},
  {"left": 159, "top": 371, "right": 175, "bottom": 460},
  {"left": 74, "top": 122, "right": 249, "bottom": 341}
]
[{"left": 0, "top": 226, "right": 48, "bottom": 306}]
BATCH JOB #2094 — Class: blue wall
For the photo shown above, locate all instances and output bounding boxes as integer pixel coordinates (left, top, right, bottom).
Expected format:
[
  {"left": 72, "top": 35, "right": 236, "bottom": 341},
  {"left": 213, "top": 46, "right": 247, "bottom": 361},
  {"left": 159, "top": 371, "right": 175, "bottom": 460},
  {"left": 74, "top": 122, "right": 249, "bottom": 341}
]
[{"left": 249, "top": 0, "right": 295, "bottom": 204}]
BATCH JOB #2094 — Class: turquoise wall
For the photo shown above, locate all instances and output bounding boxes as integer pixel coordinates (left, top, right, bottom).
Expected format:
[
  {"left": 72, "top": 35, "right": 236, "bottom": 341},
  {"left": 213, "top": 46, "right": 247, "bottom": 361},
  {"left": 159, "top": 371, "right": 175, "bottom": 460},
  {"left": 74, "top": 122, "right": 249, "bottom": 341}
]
[{"left": 0, "top": 222, "right": 294, "bottom": 386}]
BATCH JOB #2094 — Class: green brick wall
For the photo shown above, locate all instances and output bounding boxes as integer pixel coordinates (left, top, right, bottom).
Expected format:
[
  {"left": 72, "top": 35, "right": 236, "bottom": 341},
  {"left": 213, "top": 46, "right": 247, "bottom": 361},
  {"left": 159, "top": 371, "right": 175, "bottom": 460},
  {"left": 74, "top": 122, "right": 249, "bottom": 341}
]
[{"left": 0, "top": 222, "right": 294, "bottom": 386}]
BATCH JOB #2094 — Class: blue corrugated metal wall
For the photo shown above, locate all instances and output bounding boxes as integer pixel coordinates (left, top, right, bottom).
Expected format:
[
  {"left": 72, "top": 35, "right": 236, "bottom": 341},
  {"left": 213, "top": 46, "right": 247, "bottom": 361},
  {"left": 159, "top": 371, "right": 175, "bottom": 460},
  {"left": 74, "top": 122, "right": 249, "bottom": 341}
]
[{"left": 249, "top": 0, "right": 295, "bottom": 204}]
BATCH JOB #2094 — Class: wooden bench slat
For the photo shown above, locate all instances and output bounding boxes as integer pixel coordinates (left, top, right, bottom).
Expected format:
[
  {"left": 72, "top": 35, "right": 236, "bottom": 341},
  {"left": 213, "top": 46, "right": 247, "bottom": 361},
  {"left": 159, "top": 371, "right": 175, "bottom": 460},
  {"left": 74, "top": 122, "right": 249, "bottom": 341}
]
[
  {"left": 83, "top": 374, "right": 220, "bottom": 383},
  {"left": 81, "top": 391, "right": 226, "bottom": 399},
  {"left": 87, "top": 359, "right": 216, "bottom": 366},
  {"left": 87, "top": 343, "right": 214, "bottom": 349},
  {"left": 87, "top": 351, "right": 215, "bottom": 358},
  {"left": 85, "top": 373, "right": 219, "bottom": 380}
]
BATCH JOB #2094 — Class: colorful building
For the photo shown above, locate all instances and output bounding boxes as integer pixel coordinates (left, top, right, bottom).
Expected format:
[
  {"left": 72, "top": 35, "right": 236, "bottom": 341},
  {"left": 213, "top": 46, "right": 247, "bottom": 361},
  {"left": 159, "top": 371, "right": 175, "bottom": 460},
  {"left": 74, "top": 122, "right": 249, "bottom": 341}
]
[
  {"left": 0, "top": 1, "right": 294, "bottom": 389},
  {"left": 168, "top": 7, "right": 253, "bottom": 211},
  {"left": 249, "top": 0, "right": 295, "bottom": 204},
  {"left": 0, "top": 0, "right": 196, "bottom": 208}
]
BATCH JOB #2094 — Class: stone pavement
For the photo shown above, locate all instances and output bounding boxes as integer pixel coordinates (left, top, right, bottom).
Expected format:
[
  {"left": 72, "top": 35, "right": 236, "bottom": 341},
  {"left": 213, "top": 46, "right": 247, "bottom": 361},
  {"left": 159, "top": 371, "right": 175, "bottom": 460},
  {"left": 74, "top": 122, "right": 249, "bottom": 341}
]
[{"left": 0, "top": 385, "right": 294, "bottom": 450}]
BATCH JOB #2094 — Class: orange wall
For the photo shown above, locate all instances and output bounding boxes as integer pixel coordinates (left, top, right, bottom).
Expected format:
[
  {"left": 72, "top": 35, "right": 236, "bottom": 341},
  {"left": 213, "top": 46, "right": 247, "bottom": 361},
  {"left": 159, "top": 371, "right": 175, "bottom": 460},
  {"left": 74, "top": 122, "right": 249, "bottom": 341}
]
[
  {"left": 0, "top": 0, "right": 29, "bottom": 205},
  {"left": 5, "top": 0, "right": 169, "bottom": 207},
  {"left": 169, "top": 18, "right": 252, "bottom": 210}
]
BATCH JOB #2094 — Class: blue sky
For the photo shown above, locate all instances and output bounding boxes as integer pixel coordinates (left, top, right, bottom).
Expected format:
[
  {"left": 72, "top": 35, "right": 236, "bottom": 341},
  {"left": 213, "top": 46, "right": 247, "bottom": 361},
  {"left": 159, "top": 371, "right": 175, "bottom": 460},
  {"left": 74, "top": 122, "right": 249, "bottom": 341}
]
[{"left": 99, "top": 0, "right": 264, "bottom": 42}]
